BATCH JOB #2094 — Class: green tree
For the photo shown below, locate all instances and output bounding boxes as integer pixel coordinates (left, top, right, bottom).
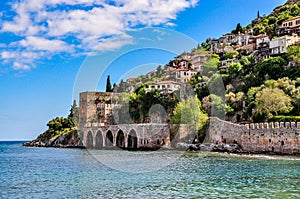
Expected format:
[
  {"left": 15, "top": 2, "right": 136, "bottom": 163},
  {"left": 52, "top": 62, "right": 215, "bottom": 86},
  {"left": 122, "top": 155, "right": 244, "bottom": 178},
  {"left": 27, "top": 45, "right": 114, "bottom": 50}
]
[
  {"left": 203, "top": 55, "right": 220, "bottom": 77},
  {"left": 106, "top": 75, "right": 113, "bottom": 92},
  {"left": 171, "top": 96, "right": 208, "bottom": 132},
  {"left": 287, "top": 45, "right": 300, "bottom": 62},
  {"left": 224, "top": 51, "right": 239, "bottom": 60},
  {"left": 235, "top": 23, "right": 243, "bottom": 33},
  {"left": 255, "top": 87, "right": 293, "bottom": 118},
  {"left": 69, "top": 100, "right": 79, "bottom": 125},
  {"left": 228, "top": 62, "right": 242, "bottom": 75}
]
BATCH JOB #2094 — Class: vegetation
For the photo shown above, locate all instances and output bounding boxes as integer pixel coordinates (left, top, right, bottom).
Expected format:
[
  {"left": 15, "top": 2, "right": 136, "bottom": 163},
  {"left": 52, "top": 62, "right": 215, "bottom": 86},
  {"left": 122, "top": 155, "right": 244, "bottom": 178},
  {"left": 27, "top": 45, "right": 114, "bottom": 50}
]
[
  {"left": 37, "top": 102, "right": 79, "bottom": 143},
  {"left": 106, "top": 75, "right": 113, "bottom": 92},
  {"left": 112, "top": 0, "right": 300, "bottom": 124},
  {"left": 171, "top": 96, "right": 208, "bottom": 140},
  {"left": 113, "top": 87, "right": 178, "bottom": 124},
  {"left": 245, "top": 1, "right": 300, "bottom": 37},
  {"left": 171, "top": 96, "right": 208, "bottom": 130},
  {"left": 255, "top": 87, "right": 293, "bottom": 118},
  {"left": 268, "top": 115, "right": 300, "bottom": 122}
]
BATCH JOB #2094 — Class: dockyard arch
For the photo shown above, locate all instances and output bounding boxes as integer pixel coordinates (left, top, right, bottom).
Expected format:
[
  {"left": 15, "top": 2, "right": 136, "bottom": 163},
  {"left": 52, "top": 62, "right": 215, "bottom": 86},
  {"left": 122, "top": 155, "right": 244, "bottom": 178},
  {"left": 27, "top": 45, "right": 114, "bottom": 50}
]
[
  {"left": 86, "top": 131, "right": 94, "bottom": 148},
  {"left": 116, "top": 130, "right": 125, "bottom": 148},
  {"left": 128, "top": 129, "right": 138, "bottom": 149},
  {"left": 95, "top": 131, "right": 103, "bottom": 149},
  {"left": 105, "top": 130, "right": 113, "bottom": 147}
]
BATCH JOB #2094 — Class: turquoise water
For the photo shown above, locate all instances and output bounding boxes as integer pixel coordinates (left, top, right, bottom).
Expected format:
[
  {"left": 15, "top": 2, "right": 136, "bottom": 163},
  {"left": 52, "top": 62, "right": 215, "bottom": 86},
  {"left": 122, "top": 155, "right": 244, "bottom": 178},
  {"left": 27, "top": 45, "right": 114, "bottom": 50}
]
[{"left": 1, "top": 141, "right": 300, "bottom": 198}]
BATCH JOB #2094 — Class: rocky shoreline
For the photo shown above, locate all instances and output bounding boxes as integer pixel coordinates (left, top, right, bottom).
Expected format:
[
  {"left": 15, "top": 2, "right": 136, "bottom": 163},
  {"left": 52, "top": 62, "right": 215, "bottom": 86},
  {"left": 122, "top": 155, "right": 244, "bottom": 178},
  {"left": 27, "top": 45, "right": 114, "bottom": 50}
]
[
  {"left": 23, "top": 136, "right": 300, "bottom": 156},
  {"left": 176, "top": 143, "right": 245, "bottom": 153},
  {"left": 22, "top": 134, "right": 85, "bottom": 149}
]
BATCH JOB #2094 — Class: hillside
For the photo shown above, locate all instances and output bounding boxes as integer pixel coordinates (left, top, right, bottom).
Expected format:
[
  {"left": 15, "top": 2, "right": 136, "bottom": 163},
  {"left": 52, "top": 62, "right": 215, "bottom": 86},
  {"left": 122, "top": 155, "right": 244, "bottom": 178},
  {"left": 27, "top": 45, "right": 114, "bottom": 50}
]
[
  {"left": 244, "top": 0, "right": 300, "bottom": 37},
  {"left": 115, "top": 0, "right": 300, "bottom": 125}
]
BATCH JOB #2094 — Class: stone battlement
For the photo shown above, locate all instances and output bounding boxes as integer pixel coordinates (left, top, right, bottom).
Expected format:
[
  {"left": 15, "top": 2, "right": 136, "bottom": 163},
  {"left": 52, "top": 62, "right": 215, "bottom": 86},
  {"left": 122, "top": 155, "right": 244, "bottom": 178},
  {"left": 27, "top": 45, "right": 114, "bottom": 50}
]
[
  {"left": 207, "top": 117, "right": 300, "bottom": 155},
  {"left": 244, "top": 121, "right": 300, "bottom": 130}
]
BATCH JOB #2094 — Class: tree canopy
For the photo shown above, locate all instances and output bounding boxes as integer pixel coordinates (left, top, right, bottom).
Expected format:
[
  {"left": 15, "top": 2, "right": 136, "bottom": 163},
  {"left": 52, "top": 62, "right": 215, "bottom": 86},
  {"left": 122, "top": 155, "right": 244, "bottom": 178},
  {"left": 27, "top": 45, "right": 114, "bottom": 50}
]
[
  {"left": 255, "top": 87, "right": 293, "bottom": 118},
  {"left": 171, "top": 96, "right": 208, "bottom": 132}
]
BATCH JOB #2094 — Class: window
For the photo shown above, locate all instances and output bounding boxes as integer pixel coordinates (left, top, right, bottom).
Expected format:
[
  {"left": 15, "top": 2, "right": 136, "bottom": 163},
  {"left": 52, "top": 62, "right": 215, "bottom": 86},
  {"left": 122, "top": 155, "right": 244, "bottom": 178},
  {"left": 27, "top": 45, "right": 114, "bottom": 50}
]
[
  {"left": 297, "top": 20, "right": 300, "bottom": 25},
  {"left": 167, "top": 85, "right": 170, "bottom": 88},
  {"left": 151, "top": 86, "right": 155, "bottom": 88},
  {"left": 162, "top": 85, "right": 165, "bottom": 88},
  {"left": 289, "top": 22, "right": 293, "bottom": 26},
  {"left": 184, "top": 72, "right": 186, "bottom": 76}
]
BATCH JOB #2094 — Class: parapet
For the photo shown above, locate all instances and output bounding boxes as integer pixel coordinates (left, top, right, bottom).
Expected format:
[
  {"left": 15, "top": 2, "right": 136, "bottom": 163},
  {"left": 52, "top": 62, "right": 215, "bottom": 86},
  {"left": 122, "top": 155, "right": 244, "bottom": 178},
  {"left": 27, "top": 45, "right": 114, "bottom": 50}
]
[{"left": 245, "top": 121, "right": 300, "bottom": 130}]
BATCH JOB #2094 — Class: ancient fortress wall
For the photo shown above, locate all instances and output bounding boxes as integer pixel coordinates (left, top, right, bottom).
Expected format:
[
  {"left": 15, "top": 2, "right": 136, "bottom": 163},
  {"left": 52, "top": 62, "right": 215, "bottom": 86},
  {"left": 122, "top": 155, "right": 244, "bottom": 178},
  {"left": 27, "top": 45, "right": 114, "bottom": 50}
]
[{"left": 207, "top": 117, "right": 300, "bottom": 154}]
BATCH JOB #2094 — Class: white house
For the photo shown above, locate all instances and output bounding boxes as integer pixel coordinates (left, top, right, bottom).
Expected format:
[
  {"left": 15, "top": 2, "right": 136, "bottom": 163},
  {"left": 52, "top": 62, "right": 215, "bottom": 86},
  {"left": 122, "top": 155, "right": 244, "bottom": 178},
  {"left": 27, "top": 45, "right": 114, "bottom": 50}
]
[
  {"left": 145, "top": 81, "right": 181, "bottom": 93},
  {"left": 270, "top": 34, "right": 300, "bottom": 55},
  {"left": 170, "top": 68, "right": 198, "bottom": 83},
  {"left": 190, "top": 53, "right": 210, "bottom": 72},
  {"left": 255, "top": 34, "right": 270, "bottom": 49}
]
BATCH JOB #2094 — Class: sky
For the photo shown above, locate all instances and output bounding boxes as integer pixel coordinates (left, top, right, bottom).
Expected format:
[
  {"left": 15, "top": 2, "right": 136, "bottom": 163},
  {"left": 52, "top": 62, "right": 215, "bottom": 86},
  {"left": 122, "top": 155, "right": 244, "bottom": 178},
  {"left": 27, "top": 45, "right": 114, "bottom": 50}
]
[{"left": 0, "top": 0, "right": 286, "bottom": 140}]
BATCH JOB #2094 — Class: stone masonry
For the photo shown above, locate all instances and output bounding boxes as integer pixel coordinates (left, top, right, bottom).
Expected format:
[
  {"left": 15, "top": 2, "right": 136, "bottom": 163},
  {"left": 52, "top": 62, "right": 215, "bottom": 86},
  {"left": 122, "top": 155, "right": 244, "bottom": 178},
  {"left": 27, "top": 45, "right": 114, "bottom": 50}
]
[
  {"left": 207, "top": 117, "right": 300, "bottom": 155},
  {"left": 79, "top": 91, "right": 171, "bottom": 149}
]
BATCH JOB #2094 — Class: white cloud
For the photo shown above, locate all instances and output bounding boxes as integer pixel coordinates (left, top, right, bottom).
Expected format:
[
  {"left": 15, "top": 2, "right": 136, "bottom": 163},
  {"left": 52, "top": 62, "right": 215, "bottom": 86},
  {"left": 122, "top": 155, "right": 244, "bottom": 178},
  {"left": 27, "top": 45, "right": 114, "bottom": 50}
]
[
  {"left": 95, "top": 33, "right": 133, "bottom": 52},
  {"left": 0, "top": 0, "right": 199, "bottom": 70},
  {"left": 19, "top": 36, "right": 73, "bottom": 53},
  {"left": 12, "top": 62, "right": 31, "bottom": 71}
]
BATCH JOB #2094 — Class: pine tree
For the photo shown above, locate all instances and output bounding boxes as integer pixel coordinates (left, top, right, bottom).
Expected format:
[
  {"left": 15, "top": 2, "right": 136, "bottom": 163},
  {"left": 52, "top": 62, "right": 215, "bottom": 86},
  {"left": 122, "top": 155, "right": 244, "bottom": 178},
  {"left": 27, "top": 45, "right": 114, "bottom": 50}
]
[
  {"left": 69, "top": 100, "right": 79, "bottom": 125},
  {"left": 106, "top": 75, "right": 112, "bottom": 92},
  {"left": 235, "top": 23, "right": 243, "bottom": 34}
]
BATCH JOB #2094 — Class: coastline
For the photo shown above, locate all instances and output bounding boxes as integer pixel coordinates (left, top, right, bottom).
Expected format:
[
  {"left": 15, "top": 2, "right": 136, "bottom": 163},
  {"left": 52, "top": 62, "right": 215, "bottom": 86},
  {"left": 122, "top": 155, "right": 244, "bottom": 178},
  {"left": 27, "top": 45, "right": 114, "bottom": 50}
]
[{"left": 22, "top": 140, "right": 300, "bottom": 156}]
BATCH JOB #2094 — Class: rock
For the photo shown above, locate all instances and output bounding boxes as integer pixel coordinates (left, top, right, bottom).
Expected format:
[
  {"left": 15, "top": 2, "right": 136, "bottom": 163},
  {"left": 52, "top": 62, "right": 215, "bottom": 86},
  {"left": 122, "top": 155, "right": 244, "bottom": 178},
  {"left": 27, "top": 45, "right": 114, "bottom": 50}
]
[
  {"left": 211, "top": 143, "right": 244, "bottom": 153},
  {"left": 176, "top": 142, "right": 191, "bottom": 150},
  {"left": 23, "top": 134, "right": 83, "bottom": 149},
  {"left": 186, "top": 144, "right": 200, "bottom": 151}
]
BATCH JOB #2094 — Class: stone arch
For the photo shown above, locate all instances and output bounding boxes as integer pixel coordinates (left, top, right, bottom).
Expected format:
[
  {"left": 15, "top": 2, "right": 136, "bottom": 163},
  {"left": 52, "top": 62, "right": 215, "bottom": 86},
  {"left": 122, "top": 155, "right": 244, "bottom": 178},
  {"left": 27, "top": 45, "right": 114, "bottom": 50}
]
[
  {"left": 105, "top": 130, "right": 114, "bottom": 147},
  {"left": 86, "top": 131, "right": 94, "bottom": 148},
  {"left": 116, "top": 130, "right": 125, "bottom": 148},
  {"left": 95, "top": 130, "right": 103, "bottom": 149},
  {"left": 128, "top": 129, "right": 138, "bottom": 149}
]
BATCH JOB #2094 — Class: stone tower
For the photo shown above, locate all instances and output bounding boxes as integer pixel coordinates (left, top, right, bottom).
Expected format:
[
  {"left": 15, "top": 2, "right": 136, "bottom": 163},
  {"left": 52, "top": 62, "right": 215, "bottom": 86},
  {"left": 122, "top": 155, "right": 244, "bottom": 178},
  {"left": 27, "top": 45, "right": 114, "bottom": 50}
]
[{"left": 78, "top": 92, "right": 116, "bottom": 129}]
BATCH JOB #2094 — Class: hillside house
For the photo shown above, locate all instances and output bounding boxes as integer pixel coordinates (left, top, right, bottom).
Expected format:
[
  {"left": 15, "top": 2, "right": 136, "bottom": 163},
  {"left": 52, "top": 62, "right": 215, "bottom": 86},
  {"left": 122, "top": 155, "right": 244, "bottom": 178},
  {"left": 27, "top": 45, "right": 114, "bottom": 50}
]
[
  {"left": 219, "top": 58, "right": 239, "bottom": 72},
  {"left": 145, "top": 81, "right": 181, "bottom": 94},
  {"left": 190, "top": 52, "right": 210, "bottom": 72},
  {"left": 277, "top": 16, "right": 300, "bottom": 36},
  {"left": 270, "top": 34, "right": 300, "bottom": 55},
  {"left": 170, "top": 68, "right": 197, "bottom": 83}
]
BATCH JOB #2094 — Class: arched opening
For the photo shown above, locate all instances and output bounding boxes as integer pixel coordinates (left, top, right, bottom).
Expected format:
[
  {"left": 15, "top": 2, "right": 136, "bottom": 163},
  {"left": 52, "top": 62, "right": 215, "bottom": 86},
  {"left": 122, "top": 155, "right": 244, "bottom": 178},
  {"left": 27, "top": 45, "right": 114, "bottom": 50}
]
[
  {"left": 105, "top": 130, "right": 113, "bottom": 147},
  {"left": 86, "top": 131, "right": 93, "bottom": 148},
  {"left": 128, "top": 129, "right": 138, "bottom": 149},
  {"left": 116, "top": 130, "right": 125, "bottom": 148},
  {"left": 95, "top": 131, "right": 103, "bottom": 149}
]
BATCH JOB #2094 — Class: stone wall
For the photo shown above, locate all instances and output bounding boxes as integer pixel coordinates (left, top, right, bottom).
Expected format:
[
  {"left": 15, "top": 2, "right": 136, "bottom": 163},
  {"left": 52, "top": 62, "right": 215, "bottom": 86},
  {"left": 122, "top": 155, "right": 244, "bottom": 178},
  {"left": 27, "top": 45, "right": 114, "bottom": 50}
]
[
  {"left": 79, "top": 92, "right": 117, "bottom": 128},
  {"left": 207, "top": 117, "right": 300, "bottom": 155},
  {"left": 81, "top": 123, "right": 171, "bottom": 149}
]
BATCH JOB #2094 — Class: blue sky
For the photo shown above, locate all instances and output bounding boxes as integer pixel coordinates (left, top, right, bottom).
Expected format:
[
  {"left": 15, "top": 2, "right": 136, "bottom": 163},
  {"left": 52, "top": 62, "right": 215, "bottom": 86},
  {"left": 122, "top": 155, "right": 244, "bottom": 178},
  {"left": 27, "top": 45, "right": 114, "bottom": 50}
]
[{"left": 0, "top": 0, "right": 285, "bottom": 140}]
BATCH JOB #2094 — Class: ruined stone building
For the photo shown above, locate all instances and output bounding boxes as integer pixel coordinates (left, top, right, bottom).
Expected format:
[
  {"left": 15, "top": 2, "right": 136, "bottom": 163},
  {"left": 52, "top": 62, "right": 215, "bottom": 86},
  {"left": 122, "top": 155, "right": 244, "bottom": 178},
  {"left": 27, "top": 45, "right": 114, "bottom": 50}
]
[{"left": 78, "top": 91, "right": 171, "bottom": 149}]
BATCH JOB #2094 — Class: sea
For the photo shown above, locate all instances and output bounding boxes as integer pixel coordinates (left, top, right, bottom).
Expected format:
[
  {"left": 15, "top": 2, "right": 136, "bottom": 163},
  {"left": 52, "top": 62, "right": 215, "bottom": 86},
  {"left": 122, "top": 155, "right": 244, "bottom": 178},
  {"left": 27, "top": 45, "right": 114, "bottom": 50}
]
[{"left": 1, "top": 141, "right": 300, "bottom": 199}]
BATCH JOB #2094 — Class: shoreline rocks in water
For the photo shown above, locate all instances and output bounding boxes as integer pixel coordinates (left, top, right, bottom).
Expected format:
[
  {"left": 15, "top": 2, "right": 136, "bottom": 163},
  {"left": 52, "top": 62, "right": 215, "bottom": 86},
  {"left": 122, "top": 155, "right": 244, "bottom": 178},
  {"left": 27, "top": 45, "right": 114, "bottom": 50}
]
[
  {"left": 176, "top": 142, "right": 244, "bottom": 153},
  {"left": 23, "top": 134, "right": 85, "bottom": 149}
]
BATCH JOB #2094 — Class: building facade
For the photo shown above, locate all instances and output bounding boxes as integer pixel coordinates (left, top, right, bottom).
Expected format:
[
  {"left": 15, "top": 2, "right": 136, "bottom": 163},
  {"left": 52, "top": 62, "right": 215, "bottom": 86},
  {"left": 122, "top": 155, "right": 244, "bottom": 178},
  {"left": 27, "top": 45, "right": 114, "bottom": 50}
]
[
  {"left": 145, "top": 81, "right": 181, "bottom": 93},
  {"left": 270, "top": 34, "right": 300, "bottom": 55}
]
